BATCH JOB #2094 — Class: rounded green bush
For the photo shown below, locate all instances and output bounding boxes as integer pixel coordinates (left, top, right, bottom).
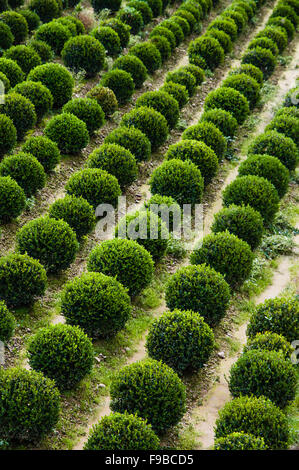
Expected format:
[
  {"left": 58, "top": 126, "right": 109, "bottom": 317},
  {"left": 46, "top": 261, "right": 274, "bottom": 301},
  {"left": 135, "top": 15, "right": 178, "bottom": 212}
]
[
  {"left": 29, "top": 0, "right": 60, "bottom": 23},
  {"left": 208, "top": 18, "right": 238, "bottom": 41},
  {"left": 267, "top": 16, "right": 295, "bottom": 41},
  {"left": 128, "top": 0, "right": 153, "bottom": 24},
  {"left": 35, "top": 21, "right": 71, "bottom": 55},
  {"left": 65, "top": 168, "right": 121, "bottom": 209},
  {"left": 161, "top": 81, "right": 188, "bottom": 108},
  {"left": 61, "top": 272, "right": 131, "bottom": 338},
  {"left": 150, "top": 159, "right": 204, "bottom": 206},
  {"left": 62, "top": 98, "right": 104, "bottom": 134},
  {"left": 16, "top": 216, "right": 78, "bottom": 272},
  {"left": 211, "top": 204, "right": 264, "bottom": 250},
  {"left": 100, "top": 69, "right": 134, "bottom": 104},
  {"left": 28, "top": 323, "right": 94, "bottom": 390},
  {"left": 120, "top": 106, "right": 168, "bottom": 151},
  {"left": 229, "top": 63, "right": 264, "bottom": 85},
  {"left": 129, "top": 42, "right": 161, "bottom": 74},
  {"left": 101, "top": 18, "right": 130, "bottom": 48},
  {"left": 182, "top": 121, "right": 227, "bottom": 160},
  {"left": 275, "top": 105, "right": 299, "bottom": 120},
  {"left": 110, "top": 359, "right": 186, "bottom": 434},
  {"left": 188, "top": 36, "right": 224, "bottom": 71},
  {"left": 179, "top": 2, "right": 202, "bottom": 22},
  {"left": 28, "top": 63, "right": 74, "bottom": 108},
  {"left": 248, "top": 130, "right": 298, "bottom": 171},
  {"left": 62, "top": 35, "right": 105, "bottom": 77},
  {"left": 84, "top": 412, "right": 160, "bottom": 450},
  {"left": 0, "top": 367, "right": 60, "bottom": 443},
  {"left": 49, "top": 195, "right": 96, "bottom": 239},
  {"left": 86, "top": 85, "right": 118, "bottom": 116},
  {"left": 166, "top": 139, "right": 218, "bottom": 184},
  {"left": 257, "top": 25, "right": 288, "bottom": 54},
  {"left": 150, "top": 25, "right": 176, "bottom": 51},
  {"left": 117, "top": 7, "right": 143, "bottom": 35},
  {"left": 214, "top": 432, "right": 267, "bottom": 450},
  {"left": 18, "top": 9, "right": 40, "bottom": 32},
  {"left": 92, "top": 0, "right": 121, "bottom": 12},
  {"left": 4, "top": 45, "right": 41, "bottom": 75},
  {"left": 88, "top": 238, "right": 154, "bottom": 297},
  {"left": 244, "top": 331, "right": 294, "bottom": 359},
  {"left": 205, "top": 28, "right": 232, "bottom": 53},
  {"left": 248, "top": 37, "right": 279, "bottom": 56},
  {"left": 182, "top": 64, "right": 205, "bottom": 86},
  {"left": 173, "top": 10, "right": 197, "bottom": 31},
  {"left": 222, "top": 73, "right": 260, "bottom": 109},
  {"left": 22, "top": 135, "right": 60, "bottom": 172},
  {"left": 233, "top": 1, "right": 256, "bottom": 18},
  {"left": 0, "top": 114, "right": 16, "bottom": 157},
  {"left": 91, "top": 26, "right": 121, "bottom": 57},
  {"left": 0, "top": 176, "right": 25, "bottom": 223},
  {"left": 146, "top": 309, "right": 214, "bottom": 374},
  {"left": 45, "top": 113, "right": 89, "bottom": 154},
  {"left": 204, "top": 86, "right": 250, "bottom": 125},
  {"left": 0, "top": 152, "right": 46, "bottom": 197},
  {"left": 270, "top": 3, "right": 298, "bottom": 27},
  {"left": 12, "top": 80, "right": 53, "bottom": 120},
  {"left": 144, "top": 193, "right": 181, "bottom": 233},
  {"left": 165, "top": 264, "right": 230, "bottom": 326},
  {"left": 136, "top": 90, "right": 179, "bottom": 128},
  {"left": 113, "top": 54, "right": 147, "bottom": 88},
  {"left": 0, "top": 301, "right": 15, "bottom": 343},
  {"left": 190, "top": 231, "right": 253, "bottom": 287},
  {"left": 104, "top": 126, "right": 151, "bottom": 162},
  {"left": 242, "top": 47, "right": 276, "bottom": 80},
  {"left": 0, "top": 92, "right": 36, "bottom": 140},
  {"left": 229, "top": 349, "right": 297, "bottom": 408},
  {"left": 238, "top": 154, "right": 290, "bottom": 198},
  {"left": 160, "top": 19, "right": 184, "bottom": 46},
  {"left": 55, "top": 17, "right": 77, "bottom": 36},
  {"left": 266, "top": 114, "right": 299, "bottom": 147},
  {"left": 87, "top": 143, "right": 137, "bottom": 188},
  {"left": 221, "top": 9, "right": 246, "bottom": 34},
  {"left": 282, "top": 0, "right": 299, "bottom": 15},
  {"left": 0, "top": 22, "right": 14, "bottom": 50},
  {"left": 247, "top": 296, "right": 299, "bottom": 343},
  {"left": 200, "top": 108, "right": 238, "bottom": 137},
  {"left": 150, "top": 36, "right": 171, "bottom": 62},
  {"left": 0, "top": 11, "right": 28, "bottom": 44},
  {"left": 171, "top": 15, "right": 190, "bottom": 37},
  {"left": 166, "top": 68, "right": 196, "bottom": 96}
]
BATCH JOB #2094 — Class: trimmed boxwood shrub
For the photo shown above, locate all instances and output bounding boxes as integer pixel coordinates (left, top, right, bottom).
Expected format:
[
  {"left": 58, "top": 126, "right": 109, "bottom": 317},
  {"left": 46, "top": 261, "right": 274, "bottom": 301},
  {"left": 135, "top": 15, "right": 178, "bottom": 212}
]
[
  {"left": 214, "top": 432, "right": 267, "bottom": 450},
  {"left": 270, "top": 4, "right": 298, "bottom": 27},
  {"left": 12, "top": 81, "right": 53, "bottom": 120},
  {"left": 62, "top": 98, "right": 104, "bottom": 134},
  {"left": 178, "top": 1, "right": 202, "bottom": 22},
  {"left": 146, "top": 309, "right": 214, "bottom": 374},
  {"left": 248, "top": 130, "right": 298, "bottom": 171},
  {"left": 201, "top": 108, "right": 238, "bottom": 137},
  {"left": 45, "top": 113, "right": 89, "bottom": 154},
  {"left": 275, "top": 105, "right": 299, "bottom": 120},
  {"left": 248, "top": 37, "right": 279, "bottom": 57},
  {"left": 113, "top": 55, "right": 147, "bottom": 88},
  {"left": 129, "top": 42, "right": 162, "bottom": 74},
  {"left": 208, "top": 18, "right": 238, "bottom": 41},
  {"left": 221, "top": 10, "right": 246, "bottom": 34},
  {"left": 144, "top": 194, "right": 181, "bottom": 233},
  {"left": 160, "top": 19, "right": 184, "bottom": 46},
  {"left": 233, "top": 1, "right": 256, "bottom": 18},
  {"left": 84, "top": 412, "right": 160, "bottom": 450},
  {"left": 0, "top": 11, "right": 28, "bottom": 44},
  {"left": 238, "top": 154, "right": 289, "bottom": 198},
  {"left": 174, "top": 10, "right": 197, "bottom": 31},
  {"left": 101, "top": 18, "right": 130, "bottom": 48},
  {"left": 88, "top": 238, "right": 154, "bottom": 296},
  {"left": 150, "top": 159, "right": 204, "bottom": 206},
  {"left": 161, "top": 81, "right": 188, "bottom": 108},
  {"left": 0, "top": 92, "right": 36, "bottom": 140},
  {"left": 65, "top": 168, "right": 121, "bottom": 209},
  {"left": 0, "top": 367, "right": 60, "bottom": 443},
  {"left": 150, "top": 25, "right": 176, "bottom": 51},
  {"left": 28, "top": 324, "right": 94, "bottom": 390},
  {"left": 55, "top": 17, "right": 77, "bottom": 36},
  {"left": 223, "top": 175, "right": 280, "bottom": 225},
  {"left": 117, "top": 7, "right": 143, "bottom": 35},
  {"left": 182, "top": 122, "right": 227, "bottom": 160},
  {"left": 222, "top": 73, "right": 260, "bottom": 109},
  {"left": 104, "top": 126, "right": 151, "bottom": 162},
  {"left": 188, "top": 36, "right": 224, "bottom": 71},
  {"left": 206, "top": 28, "right": 232, "bottom": 53},
  {"left": 0, "top": 176, "right": 25, "bottom": 222},
  {"left": 22, "top": 135, "right": 60, "bottom": 172},
  {"left": 244, "top": 331, "right": 294, "bottom": 359},
  {"left": 60, "top": 16, "right": 84, "bottom": 34},
  {"left": 211, "top": 204, "right": 264, "bottom": 250},
  {"left": 0, "top": 152, "right": 46, "bottom": 197},
  {"left": 115, "top": 210, "right": 169, "bottom": 260},
  {"left": 121, "top": 106, "right": 168, "bottom": 151},
  {"left": 62, "top": 35, "right": 105, "bottom": 77},
  {"left": 49, "top": 195, "right": 96, "bottom": 239},
  {"left": 0, "top": 301, "right": 15, "bottom": 343},
  {"left": 0, "top": 22, "right": 14, "bottom": 50},
  {"left": 182, "top": 64, "right": 205, "bottom": 86},
  {"left": 229, "top": 350, "right": 297, "bottom": 408},
  {"left": 27, "top": 39, "right": 53, "bottom": 63},
  {"left": 136, "top": 90, "right": 179, "bottom": 129},
  {"left": 29, "top": 0, "right": 60, "bottom": 23},
  {"left": 0, "top": 114, "right": 16, "bottom": 157},
  {"left": 0, "top": 58, "right": 24, "bottom": 88},
  {"left": 128, "top": 0, "right": 153, "bottom": 24},
  {"left": 92, "top": 0, "right": 121, "bottom": 12},
  {"left": 229, "top": 63, "right": 264, "bottom": 85},
  {"left": 91, "top": 26, "right": 121, "bottom": 57},
  {"left": 171, "top": 15, "right": 190, "bottom": 37},
  {"left": 165, "top": 264, "right": 230, "bottom": 326},
  {"left": 257, "top": 26, "right": 288, "bottom": 54},
  {"left": 150, "top": 36, "right": 171, "bottom": 62},
  {"left": 204, "top": 87, "right": 250, "bottom": 125},
  {"left": 28, "top": 63, "right": 74, "bottom": 108},
  {"left": 110, "top": 359, "right": 186, "bottom": 434},
  {"left": 282, "top": 0, "right": 299, "bottom": 15},
  {"left": 191, "top": 231, "right": 254, "bottom": 286},
  {"left": 61, "top": 272, "right": 132, "bottom": 338},
  {"left": 4, "top": 45, "right": 41, "bottom": 75},
  {"left": 267, "top": 16, "right": 295, "bottom": 41},
  {"left": 242, "top": 47, "right": 276, "bottom": 80},
  {"left": 215, "top": 396, "right": 289, "bottom": 449},
  {"left": 166, "top": 68, "right": 196, "bottom": 96},
  {"left": 247, "top": 296, "right": 299, "bottom": 343},
  {"left": 100, "top": 69, "right": 134, "bottom": 104},
  {"left": 86, "top": 85, "right": 118, "bottom": 116},
  {"left": 16, "top": 216, "right": 78, "bottom": 272},
  {"left": 35, "top": 21, "right": 71, "bottom": 55},
  {"left": 166, "top": 139, "right": 218, "bottom": 184},
  {"left": 266, "top": 114, "right": 299, "bottom": 147},
  {"left": 87, "top": 143, "right": 137, "bottom": 188}
]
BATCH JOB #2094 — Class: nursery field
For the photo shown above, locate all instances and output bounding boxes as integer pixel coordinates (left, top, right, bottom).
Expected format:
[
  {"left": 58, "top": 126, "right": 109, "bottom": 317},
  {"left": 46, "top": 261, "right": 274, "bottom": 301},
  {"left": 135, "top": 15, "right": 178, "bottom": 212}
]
[{"left": 0, "top": 0, "right": 298, "bottom": 454}]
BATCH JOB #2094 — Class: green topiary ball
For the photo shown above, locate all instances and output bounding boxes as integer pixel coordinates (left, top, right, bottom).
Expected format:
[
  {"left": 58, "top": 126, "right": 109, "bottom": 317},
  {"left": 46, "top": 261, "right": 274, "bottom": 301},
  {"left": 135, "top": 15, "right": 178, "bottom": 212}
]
[
  {"left": 242, "top": 47, "right": 276, "bottom": 80},
  {"left": 266, "top": 114, "right": 299, "bottom": 147},
  {"left": 62, "top": 98, "right": 104, "bottom": 134},
  {"left": 0, "top": 252, "right": 47, "bottom": 307},
  {"left": 204, "top": 86, "right": 250, "bottom": 125},
  {"left": 45, "top": 113, "right": 89, "bottom": 154},
  {"left": 12, "top": 80, "right": 53, "bottom": 120},
  {"left": 160, "top": 19, "right": 184, "bottom": 46},
  {"left": 101, "top": 18, "right": 130, "bottom": 48},
  {"left": 188, "top": 36, "right": 224, "bottom": 70},
  {"left": 248, "top": 37, "right": 279, "bottom": 57},
  {"left": 62, "top": 35, "right": 105, "bottom": 77},
  {"left": 166, "top": 68, "right": 196, "bottom": 96},
  {"left": 270, "top": 3, "right": 298, "bottom": 27},
  {"left": 4, "top": 45, "right": 41, "bottom": 75},
  {"left": 182, "top": 121, "right": 227, "bottom": 160},
  {"left": 221, "top": 9, "right": 246, "bottom": 34},
  {"left": 211, "top": 204, "right": 264, "bottom": 250},
  {"left": 87, "top": 238, "right": 154, "bottom": 297},
  {"left": 244, "top": 331, "right": 294, "bottom": 359},
  {"left": 84, "top": 412, "right": 160, "bottom": 450},
  {"left": 100, "top": 69, "right": 134, "bottom": 104},
  {"left": 275, "top": 105, "right": 299, "bottom": 120},
  {"left": 22, "top": 135, "right": 60, "bottom": 172},
  {"left": 0, "top": 22, "right": 14, "bottom": 50},
  {"left": 128, "top": 0, "right": 153, "bottom": 24},
  {"left": 229, "top": 350, "right": 297, "bottom": 408},
  {"left": 205, "top": 28, "right": 232, "bottom": 53},
  {"left": 173, "top": 10, "right": 197, "bottom": 31},
  {"left": 222, "top": 174, "right": 280, "bottom": 224},
  {"left": 61, "top": 272, "right": 132, "bottom": 338},
  {"left": 0, "top": 11, "right": 28, "bottom": 44},
  {"left": 28, "top": 323, "right": 94, "bottom": 390},
  {"left": 150, "top": 25, "right": 176, "bottom": 50},
  {"left": 181, "top": 64, "right": 205, "bottom": 86},
  {"left": 222, "top": 73, "right": 260, "bottom": 109},
  {"left": 144, "top": 194, "right": 181, "bottom": 233},
  {"left": 247, "top": 296, "right": 299, "bottom": 343},
  {"left": 207, "top": 18, "right": 238, "bottom": 41},
  {"left": 0, "top": 301, "right": 15, "bottom": 343},
  {"left": 49, "top": 195, "right": 96, "bottom": 240},
  {"left": 257, "top": 25, "right": 288, "bottom": 54},
  {"left": 0, "top": 114, "right": 16, "bottom": 157},
  {"left": 248, "top": 130, "right": 298, "bottom": 171},
  {"left": 170, "top": 15, "right": 190, "bottom": 37},
  {"left": 16, "top": 216, "right": 78, "bottom": 272},
  {"left": 104, "top": 126, "right": 151, "bottom": 162},
  {"left": 86, "top": 85, "right": 118, "bottom": 116},
  {"left": 200, "top": 108, "right": 238, "bottom": 137},
  {"left": 53, "top": 17, "right": 77, "bottom": 36},
  {"left": 0, "top": 92, "right": 36, "bottom": 140},
  {"left": 166, "top": 139, "right": 218, "bottom": 184},
  {"left": 18, "top": 9, "right": 40, "bottom": 32},
  {"left": 190, "top": 231, "right": 254, "bottom": 287},
  {"left": 92, "top": 0, "right": 121, "bottom": 12},
  {"left": 29, "top": 0, "right": 60, "bottom": 23},
  {"left": 91, "top": 26, "right": 121, "bottom": 57},
  {"left": 110, "top": 359, "right": 186, "bottom": 434},
  {"left": 35, "top": 21, "right": 71, "bottom": 55},
  {"left": 229, "top": 63, "right": 264, "bottom": 85},
  {"left": 160, "top": 81, "right": 189, "bottom": 108},
  {"left": 117, "top": 7, "right": 143, "bottom": 35},
  {"left": 129, "top": 42, "right": 161, "bottom": 74},
  {"left": 178, "top": 1, "right": 202, "bottom": 22},
  {"left": 136, "top": 90, "right": 179, "bottom": 129},
  {"left": 113, "top": 54, "right": 147, "bottom": 88},
  {"left": 28, "top": 63, "right": 74, "bottom": 108},
  {"left": 146, "top": 309, "right": 215, "bottom": 374},
  {"left": 150, "top": 158, "right": 204, "bottom": 206},
  {"left": 0, "top": 175, "right": 25, "bottom": 222},
  {"left": 214, "top": 432, "right": 267, "bottom": 450},
  {"left": 267, "top": 15, "right": 295, "bottom": 41},
  {"left": 165, "top": 264, "right": 230, "bottom": 326}
]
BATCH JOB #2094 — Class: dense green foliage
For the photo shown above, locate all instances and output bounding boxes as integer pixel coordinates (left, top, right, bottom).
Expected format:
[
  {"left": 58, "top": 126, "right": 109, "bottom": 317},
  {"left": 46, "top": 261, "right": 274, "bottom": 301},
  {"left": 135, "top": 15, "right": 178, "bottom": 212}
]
[
  {"left": 86, "top": 85, "right": 118, "bottom": 116},
  {"left": 100, "top": 69, "right": 135, "bottom": 104},
  {"left": 45, "top": 113, "right": 89, "bottom": 154},
  {"left": 0, "top": 301, "right": 15, "bottom": 343},
  {"left": 0, "top": 114, "right": 16, "bottom": 157},
  {"left": 104, "top": 126, "right": 151, "bottom": 162},
  {"left": 22, "top": 135, "right": 60, "bottom": 172},
  {"left": 113, "top": 54, "right": 147, "bottom": 88},
  {"left": 12, "top": 81, "right": 53, "bottom": 120},
  {"left": 188, "top": 36, "right": 224, "bottom": 70},
  {"left": 242, "top": 47, "right": 276, "bottom": 80},
  {"left": 129, "top": 42, "right": 161, "bottom": 73},
  {"left": 0, "top": 92, "right": 36, "bottom": 140},
  {"left": 244, "top": 331, "right": 294, "bottom": 359},
  {"left": 136, "top": 90, "right": 180, "bottom": 128},
  {"left": 204, "top": 86, "right": 250, "bottom": 124},
  {"left": 4, "top": 45, "right": 41, "bottom": 75},
  {"left": 182, "top": 121, "right": 227, "bottom": 160},
  {"left": 0, "top": 176, "right": 25, "bottom": 223},
  {"left": 62, "top": 98, "right": 104, "bottom": 134},
  {"left": 200, "top": 108, "right": 238, "bottom": 137},
  {"left": 214, "top": 432, "right": 267, "bottom": 450}
]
